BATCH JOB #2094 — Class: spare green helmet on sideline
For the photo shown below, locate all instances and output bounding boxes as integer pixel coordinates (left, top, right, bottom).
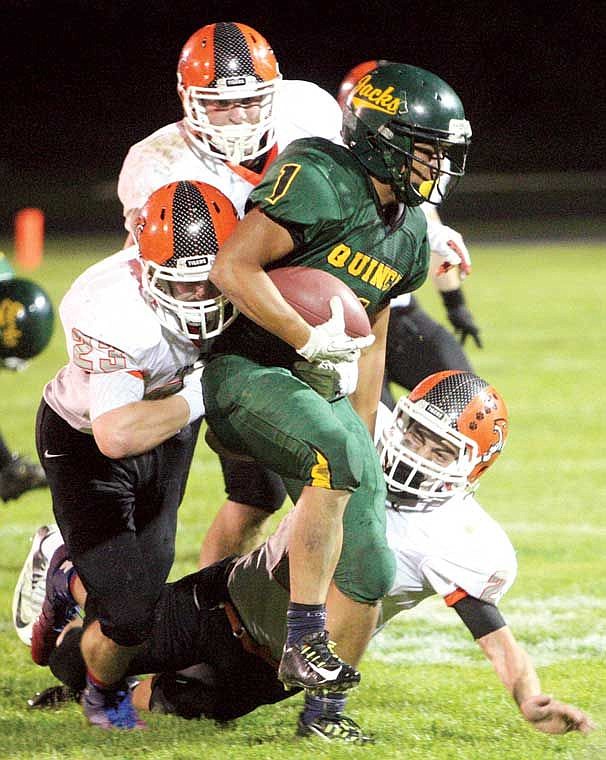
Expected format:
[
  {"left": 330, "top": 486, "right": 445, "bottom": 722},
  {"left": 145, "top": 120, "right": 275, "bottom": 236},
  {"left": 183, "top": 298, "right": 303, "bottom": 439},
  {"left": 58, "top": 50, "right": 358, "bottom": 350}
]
[{"left": 0, "top": 278, "right": 54, "bottom": 359}]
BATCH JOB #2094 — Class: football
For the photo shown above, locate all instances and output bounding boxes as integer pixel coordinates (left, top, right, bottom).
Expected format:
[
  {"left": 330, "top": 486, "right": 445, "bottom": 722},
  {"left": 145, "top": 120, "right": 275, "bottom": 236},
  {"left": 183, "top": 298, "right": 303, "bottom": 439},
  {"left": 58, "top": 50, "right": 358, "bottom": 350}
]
[{"left": 267, "top": 266, "right": 371, "bottom": 338}]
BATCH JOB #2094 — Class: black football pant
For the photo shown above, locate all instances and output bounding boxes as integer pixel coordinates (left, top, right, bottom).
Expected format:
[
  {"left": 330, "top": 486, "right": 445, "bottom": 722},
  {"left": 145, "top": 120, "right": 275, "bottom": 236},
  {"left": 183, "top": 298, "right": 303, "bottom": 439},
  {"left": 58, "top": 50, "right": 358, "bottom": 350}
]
[
  {"left": 383, "top": 298, "right": 473, "bottom": 407},
  {"left": 36, "top": 400, "right": 199, "bottom": 646},
  {"left": 48, "top": 557, "right": 293, "bottom": 721}
]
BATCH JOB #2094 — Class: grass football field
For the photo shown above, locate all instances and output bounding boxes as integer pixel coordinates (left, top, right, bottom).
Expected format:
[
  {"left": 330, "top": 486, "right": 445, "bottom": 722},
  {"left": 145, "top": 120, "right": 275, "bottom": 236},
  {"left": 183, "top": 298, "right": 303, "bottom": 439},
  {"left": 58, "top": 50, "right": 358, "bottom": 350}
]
[{"left": 0, "top": 236, "right": 604, "bottom": 759}]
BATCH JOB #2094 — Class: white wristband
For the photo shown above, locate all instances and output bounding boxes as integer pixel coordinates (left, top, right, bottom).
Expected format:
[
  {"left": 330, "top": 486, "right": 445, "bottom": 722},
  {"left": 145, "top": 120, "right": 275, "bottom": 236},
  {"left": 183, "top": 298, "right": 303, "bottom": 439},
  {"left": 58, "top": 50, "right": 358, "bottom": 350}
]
[
  {"left": 176, "top": 385, "right": 205, "bottom": 425},
  {"left": 176, "top": 365, "right": 206, "bottom": 424}
]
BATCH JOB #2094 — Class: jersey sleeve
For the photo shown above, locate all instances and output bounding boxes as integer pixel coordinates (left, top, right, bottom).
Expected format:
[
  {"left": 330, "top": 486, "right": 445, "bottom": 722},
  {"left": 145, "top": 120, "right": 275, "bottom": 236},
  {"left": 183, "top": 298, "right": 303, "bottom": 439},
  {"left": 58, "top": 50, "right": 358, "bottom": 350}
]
[
  {"left": 422, "top": 547, "right": 517, "bottom": 608},
  {"left": 67, "top": 326, "right": 143, "bottom": 377},
  {"left": 247, "top": 144, "right": 345, "bottom": 243},
  {"left": 89, "top": 368, "right": 145, "bottom": 421},
  {"left": 452, "top": 595, "right": 507, "bottom": 639},
  {"left": 419, "top": 499, "right": 518, "bottom": 607}
]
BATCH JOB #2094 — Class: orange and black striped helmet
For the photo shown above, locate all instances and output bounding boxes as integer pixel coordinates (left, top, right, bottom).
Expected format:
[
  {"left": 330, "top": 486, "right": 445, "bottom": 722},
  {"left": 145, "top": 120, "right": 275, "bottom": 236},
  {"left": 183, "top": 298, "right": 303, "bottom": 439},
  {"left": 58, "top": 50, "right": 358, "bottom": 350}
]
[
  {"left": 378, "top": 371, "right": 508, "bottom": 503},
  {"left": 177, "top": 22, "right": 282, "bottom": 164},
  {"left": 135, "top": 180, "right": 238, "bottom": 340}
]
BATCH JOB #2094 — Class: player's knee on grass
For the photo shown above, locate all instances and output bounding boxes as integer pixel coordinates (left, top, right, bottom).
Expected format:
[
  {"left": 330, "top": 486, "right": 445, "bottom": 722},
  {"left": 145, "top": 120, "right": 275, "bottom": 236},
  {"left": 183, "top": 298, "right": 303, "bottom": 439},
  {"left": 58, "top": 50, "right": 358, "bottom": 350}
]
[
  {"left": 150, "top": 670, "right": 217, "bottom": 719},
  {"left": 149, "top": 663, "right": 291, "bottom": 721}
]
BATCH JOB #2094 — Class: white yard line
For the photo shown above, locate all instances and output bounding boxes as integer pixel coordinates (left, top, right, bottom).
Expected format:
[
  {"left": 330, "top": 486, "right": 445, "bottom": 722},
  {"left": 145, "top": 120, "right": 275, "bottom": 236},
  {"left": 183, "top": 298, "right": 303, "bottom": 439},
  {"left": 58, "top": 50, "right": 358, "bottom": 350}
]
[{"left": 369, "top": 594, "right": 606, "bottom": 665}]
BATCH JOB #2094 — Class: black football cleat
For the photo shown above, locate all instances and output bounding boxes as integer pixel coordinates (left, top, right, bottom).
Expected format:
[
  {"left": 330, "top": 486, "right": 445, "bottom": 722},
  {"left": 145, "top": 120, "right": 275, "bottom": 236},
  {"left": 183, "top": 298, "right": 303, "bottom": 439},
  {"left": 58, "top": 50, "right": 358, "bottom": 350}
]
[
  {"left": 297, "top": 711, "right": 374, "bottom": 743},
  {"left": 28, "top": 684, "right": 81, "bottom": 709},
  {"left": 0, "top": 454, "right": 47, "bottom": 502},
  {"left": 278, "top": 631, "right": 360, "bottom": 694}
]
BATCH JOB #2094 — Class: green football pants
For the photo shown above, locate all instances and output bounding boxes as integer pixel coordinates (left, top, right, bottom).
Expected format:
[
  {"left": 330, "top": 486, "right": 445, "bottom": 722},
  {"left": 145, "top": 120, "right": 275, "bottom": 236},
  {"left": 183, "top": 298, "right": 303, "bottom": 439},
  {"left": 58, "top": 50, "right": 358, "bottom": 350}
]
[{"left": 203, "top": 354, "right": 395, "bottom": 603}]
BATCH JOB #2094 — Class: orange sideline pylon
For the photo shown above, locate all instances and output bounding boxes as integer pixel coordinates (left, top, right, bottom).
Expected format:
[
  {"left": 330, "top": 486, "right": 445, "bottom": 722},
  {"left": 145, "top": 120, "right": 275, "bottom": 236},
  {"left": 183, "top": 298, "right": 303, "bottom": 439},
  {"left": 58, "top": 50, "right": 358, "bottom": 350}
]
[{"left": 15, "top": 207, "right": 45, "bottom": 271}]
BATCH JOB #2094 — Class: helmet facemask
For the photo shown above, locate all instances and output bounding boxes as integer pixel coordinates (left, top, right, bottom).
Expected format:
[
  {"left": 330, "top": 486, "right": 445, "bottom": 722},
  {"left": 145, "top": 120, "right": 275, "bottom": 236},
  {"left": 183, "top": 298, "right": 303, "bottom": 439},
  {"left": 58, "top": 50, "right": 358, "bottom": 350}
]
[
  {"left": 142, "top": 255, "right": 236, "bottom": 341},
  {"left": 179, "top": 75, "right": 279, "bottom": 164},
  {"left": 377, "top": 396, "right": 479, "bottom": 507},
  {"left": 377, "top": 119, "right": 471, "bottom": 206}
]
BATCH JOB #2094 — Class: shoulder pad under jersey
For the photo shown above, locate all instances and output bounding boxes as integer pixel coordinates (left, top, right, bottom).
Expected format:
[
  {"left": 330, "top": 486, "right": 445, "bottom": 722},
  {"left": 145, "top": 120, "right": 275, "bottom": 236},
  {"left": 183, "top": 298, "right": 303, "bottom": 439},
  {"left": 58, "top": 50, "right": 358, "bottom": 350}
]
[
  {"left": 275, "top": 80, "right": 343, "bottom": 145},
  {"left": 250, "top": 137, "right": 370, "bottom": 227},
  {"left": 117, "top": 123, "right": 186, "bottom": 219}
]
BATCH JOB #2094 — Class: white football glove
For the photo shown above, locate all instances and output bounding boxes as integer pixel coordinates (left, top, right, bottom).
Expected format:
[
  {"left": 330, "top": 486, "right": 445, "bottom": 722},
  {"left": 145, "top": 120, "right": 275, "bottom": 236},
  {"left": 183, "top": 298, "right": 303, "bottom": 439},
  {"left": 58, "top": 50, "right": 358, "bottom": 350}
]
[
  {"left": 176, "top": 361, "right": 205, "bottom": 424},
  {"left": 427, "top": 221, "right": 472, "bottom": 278},
  {"left": 326, "top": 359, "right": 359, "bottom": 397},
  {"left": 297, "top": 296, "right": 375, "bottom": 362}
]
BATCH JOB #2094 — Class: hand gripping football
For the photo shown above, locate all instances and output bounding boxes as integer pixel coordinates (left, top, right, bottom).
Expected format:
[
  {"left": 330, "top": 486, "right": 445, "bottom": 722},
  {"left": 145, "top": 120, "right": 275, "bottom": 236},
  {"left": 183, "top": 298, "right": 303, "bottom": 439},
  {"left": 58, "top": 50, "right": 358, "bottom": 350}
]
[{"left": 267, "top": 266, "right": 371, "bottom": 338}]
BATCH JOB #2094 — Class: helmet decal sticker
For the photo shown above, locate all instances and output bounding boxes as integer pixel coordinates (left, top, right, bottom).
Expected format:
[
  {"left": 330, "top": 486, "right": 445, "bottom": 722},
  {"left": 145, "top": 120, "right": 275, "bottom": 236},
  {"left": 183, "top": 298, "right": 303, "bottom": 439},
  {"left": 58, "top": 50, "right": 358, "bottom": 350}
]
[{"left": 350, "top": 74, "right": 406, "bottom": 116}]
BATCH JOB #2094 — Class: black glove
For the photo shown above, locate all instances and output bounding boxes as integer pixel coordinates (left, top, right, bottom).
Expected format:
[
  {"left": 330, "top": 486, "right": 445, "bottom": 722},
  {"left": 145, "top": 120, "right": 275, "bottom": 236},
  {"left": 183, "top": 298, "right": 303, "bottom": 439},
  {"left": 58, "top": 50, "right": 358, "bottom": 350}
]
[{"left": 441, "top": 289, "right": 483, "bottom": 348}]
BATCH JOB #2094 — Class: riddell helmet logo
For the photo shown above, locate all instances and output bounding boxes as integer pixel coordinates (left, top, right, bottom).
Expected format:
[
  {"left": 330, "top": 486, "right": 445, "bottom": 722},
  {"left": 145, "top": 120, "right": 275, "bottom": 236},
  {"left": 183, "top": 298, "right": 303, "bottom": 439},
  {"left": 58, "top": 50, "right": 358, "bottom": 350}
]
[{"left": 351, "top": 74, "right": 406, "bottom": 115}]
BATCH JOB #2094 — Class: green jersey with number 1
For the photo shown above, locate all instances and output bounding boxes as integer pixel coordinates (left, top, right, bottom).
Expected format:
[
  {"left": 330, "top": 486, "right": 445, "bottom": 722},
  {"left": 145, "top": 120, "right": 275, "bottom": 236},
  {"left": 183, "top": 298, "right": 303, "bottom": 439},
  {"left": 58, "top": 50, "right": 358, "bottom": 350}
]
[{"left": 211, "top": 136, "right": 430, "bottom": 366}]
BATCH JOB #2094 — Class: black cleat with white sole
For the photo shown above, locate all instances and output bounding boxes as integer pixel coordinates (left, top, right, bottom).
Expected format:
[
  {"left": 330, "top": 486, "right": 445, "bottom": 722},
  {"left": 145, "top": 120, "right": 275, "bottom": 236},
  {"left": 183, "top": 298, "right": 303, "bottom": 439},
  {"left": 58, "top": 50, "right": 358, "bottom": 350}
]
[
  {"left": 28, "top": 684, "right": 81, "bottom": 709},
  {"left": 278, "top": 630, "right": 360, "bottom": 694}
]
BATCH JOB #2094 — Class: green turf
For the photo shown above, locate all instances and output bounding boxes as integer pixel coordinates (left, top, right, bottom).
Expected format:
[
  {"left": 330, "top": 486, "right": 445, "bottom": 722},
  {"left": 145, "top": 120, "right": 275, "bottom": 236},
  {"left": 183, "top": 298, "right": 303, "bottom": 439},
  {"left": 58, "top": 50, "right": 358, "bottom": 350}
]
[{"left": 0, "top": 238, "right": 604, "bottom": 758}]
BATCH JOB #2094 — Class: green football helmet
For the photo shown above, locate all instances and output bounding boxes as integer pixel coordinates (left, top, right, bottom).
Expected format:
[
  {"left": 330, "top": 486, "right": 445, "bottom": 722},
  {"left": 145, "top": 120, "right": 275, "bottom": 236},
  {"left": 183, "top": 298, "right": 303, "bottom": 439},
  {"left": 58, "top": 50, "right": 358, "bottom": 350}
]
[
  {"left": 0, "top": 278, "right": 54, "bottom": 360},
  {"left": 341, "top": 62, "right": 471, "bottom": 206}
]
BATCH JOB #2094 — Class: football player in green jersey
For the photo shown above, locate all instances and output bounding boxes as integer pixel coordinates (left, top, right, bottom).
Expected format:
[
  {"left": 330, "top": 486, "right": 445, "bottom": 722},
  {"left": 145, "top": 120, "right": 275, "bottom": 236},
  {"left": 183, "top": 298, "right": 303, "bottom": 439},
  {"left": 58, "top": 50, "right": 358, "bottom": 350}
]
[
  {"left": 202, "top": 63, "right": 472, "bottom": 702},
  {"left": 338, "top": 60, "right": 481, "bottom": 406}
]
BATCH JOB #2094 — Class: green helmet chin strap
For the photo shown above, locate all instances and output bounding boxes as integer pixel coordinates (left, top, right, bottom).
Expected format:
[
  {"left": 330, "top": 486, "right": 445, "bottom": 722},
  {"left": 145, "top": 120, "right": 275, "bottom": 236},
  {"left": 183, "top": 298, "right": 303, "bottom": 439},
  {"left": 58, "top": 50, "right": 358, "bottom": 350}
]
[{"left": 378, "top": 134, "right": 423, "bottom": 206}]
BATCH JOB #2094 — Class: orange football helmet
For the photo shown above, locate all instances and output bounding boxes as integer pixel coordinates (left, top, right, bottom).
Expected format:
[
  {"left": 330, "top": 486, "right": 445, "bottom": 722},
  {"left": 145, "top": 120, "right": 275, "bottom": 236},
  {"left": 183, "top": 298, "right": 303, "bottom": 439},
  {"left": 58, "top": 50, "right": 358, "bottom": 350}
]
[
  {"left": 336, "top": 59, "right": 389, "bottom": 109},
  {"left": 177, "top": 22, "right": 282, "bottom": 163},
  {"left": 378, "top": 370, "right": 508, "bottom": 503},
  {"left": 135, "top": 180, "right": 238, "bottom": 340}
]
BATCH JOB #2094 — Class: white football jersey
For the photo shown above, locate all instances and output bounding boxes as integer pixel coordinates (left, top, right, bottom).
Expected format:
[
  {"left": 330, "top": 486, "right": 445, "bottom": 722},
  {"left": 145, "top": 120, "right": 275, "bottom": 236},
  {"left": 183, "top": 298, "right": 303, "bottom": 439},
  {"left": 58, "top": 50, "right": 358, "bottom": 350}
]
[
  {"left": 43, "top": 247, "right": 201, "bottom": 432},
  {"left": 373, "top": 403, "right": 517, "bottom": 622},
  {"left": 381, "top": 493, "right": 517, "bottom": 624},
  {"left": 117, "top": 79, "right": 343, "bottom": 233}
]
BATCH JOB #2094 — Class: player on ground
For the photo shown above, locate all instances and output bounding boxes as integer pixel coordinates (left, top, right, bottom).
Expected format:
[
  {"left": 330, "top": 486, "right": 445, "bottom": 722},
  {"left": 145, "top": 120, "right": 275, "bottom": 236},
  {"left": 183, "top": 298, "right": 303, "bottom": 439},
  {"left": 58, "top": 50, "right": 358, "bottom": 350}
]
[
  {"left": 0, "top": 255, "right": 53, "bottom": 502},
  {"left": 18, "top": 372, "right": 595, "bottom": 741},
  {"left": 117, "top": 21, "right": 344, "bottom": 566},
  {"left": 201, "top": 62, "right": 472, "bottom": 700},
  {"left": 338, "top": 60, "right": 481, "bottom": 405},
  {"left": 33, "top": 180, "right": 238, "bottom": 730}
]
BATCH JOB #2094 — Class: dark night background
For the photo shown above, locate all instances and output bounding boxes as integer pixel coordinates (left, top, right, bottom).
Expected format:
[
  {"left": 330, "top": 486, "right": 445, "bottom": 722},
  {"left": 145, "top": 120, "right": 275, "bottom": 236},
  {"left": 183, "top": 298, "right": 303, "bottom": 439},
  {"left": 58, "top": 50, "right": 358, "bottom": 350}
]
[{"left": 3, "top": 1, "right": 605, "bottom": 235}]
